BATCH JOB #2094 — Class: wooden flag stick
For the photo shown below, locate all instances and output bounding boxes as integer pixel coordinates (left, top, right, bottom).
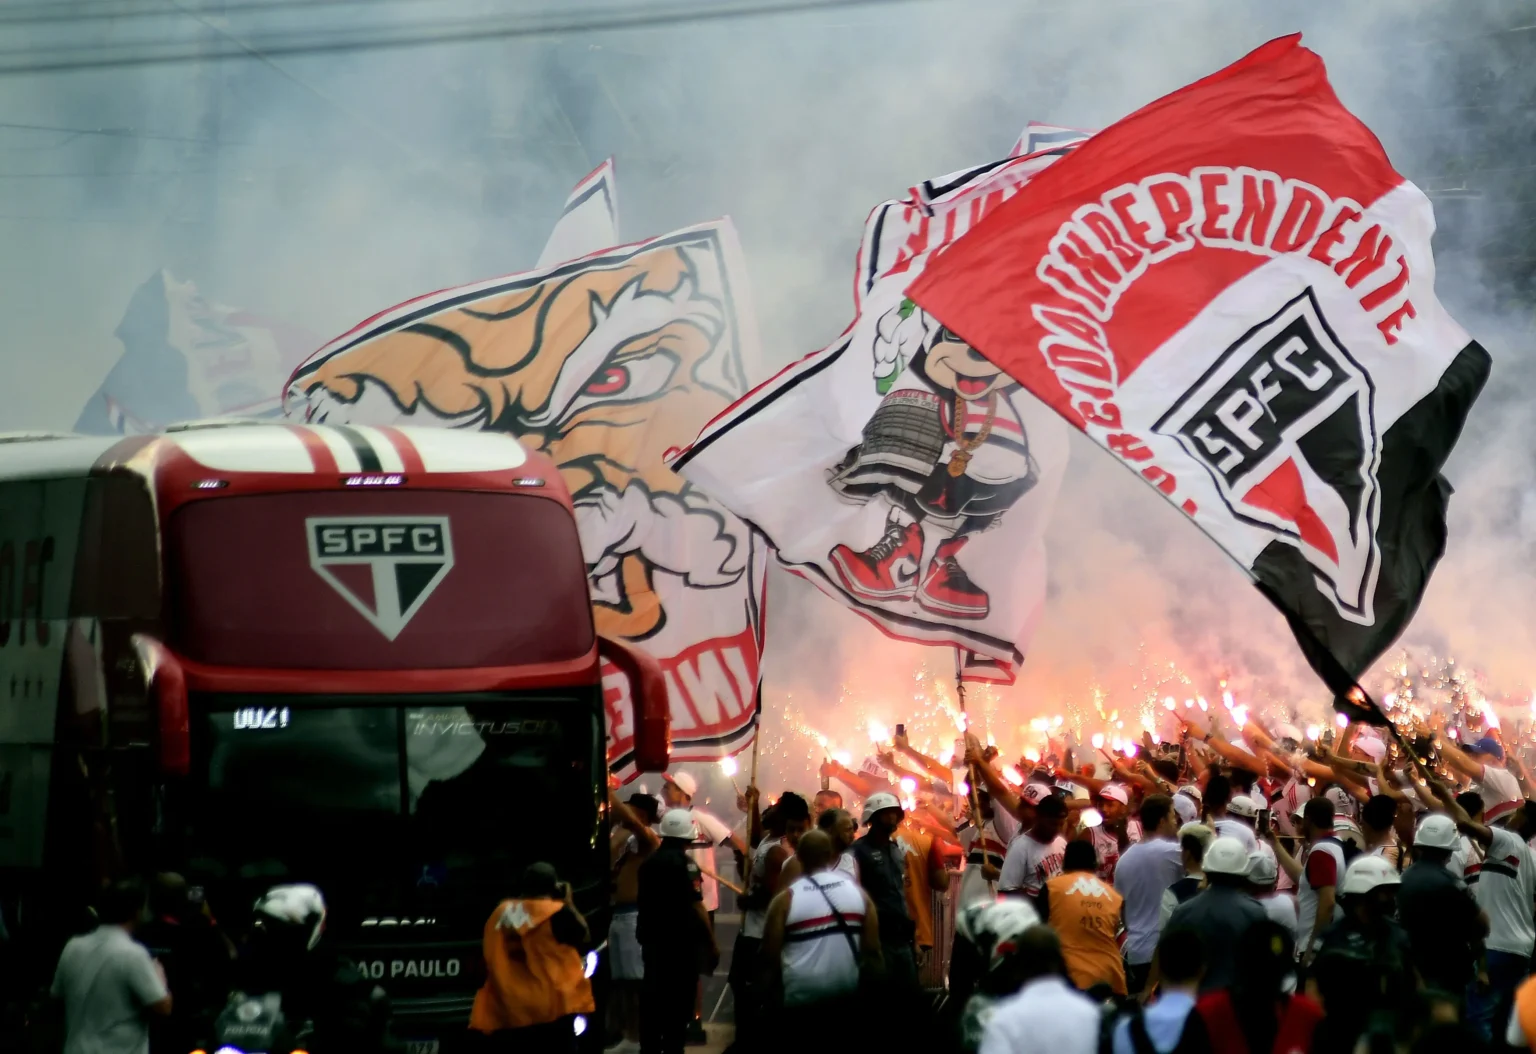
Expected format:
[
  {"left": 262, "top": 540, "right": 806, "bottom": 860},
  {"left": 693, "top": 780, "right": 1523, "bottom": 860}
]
[{"left": 955, "top": 648, "right": 985, "bottom": 829}]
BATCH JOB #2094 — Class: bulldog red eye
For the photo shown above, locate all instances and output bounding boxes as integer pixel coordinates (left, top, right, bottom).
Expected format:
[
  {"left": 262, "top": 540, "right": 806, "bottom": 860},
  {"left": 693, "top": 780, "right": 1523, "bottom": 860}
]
[{"left": 584, "top": 365, "right": 629, "bottom": 396}]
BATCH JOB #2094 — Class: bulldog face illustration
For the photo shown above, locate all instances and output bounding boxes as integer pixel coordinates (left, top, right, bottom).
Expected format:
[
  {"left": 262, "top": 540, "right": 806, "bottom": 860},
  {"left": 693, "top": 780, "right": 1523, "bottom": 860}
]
[{"left": 286, "top": 238, "right": 751, "bottom": 642}]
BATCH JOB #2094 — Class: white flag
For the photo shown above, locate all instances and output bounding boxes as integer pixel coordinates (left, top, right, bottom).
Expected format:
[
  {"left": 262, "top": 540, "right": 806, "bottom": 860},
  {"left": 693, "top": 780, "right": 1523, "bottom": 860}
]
[{"left": 675, "top": 145, "right": 1078, "bottom": 680}]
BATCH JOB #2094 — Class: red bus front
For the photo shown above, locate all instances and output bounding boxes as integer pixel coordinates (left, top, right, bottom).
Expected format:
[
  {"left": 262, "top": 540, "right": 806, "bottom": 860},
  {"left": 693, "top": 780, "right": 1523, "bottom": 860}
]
[{"left": 0, "top": 423, "right": 667, "bottom": 1047}]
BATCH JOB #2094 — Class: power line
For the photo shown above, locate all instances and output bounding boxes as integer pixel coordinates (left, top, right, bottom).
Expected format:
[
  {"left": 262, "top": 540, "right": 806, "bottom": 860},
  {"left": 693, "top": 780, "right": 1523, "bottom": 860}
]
[
  {"left": 0, "top": 119, "right": 238, "bottom": 143},
  {"left": 0, "top": 0, "right": 937, "bottom": 75},
  {"left": 0, "top": 0, "right": 442, "bottom": 26}
]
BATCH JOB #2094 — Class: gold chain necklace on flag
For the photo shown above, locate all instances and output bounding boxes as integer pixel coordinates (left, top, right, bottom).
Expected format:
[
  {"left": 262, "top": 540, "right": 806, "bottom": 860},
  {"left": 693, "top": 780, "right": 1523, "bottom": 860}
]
[{"left": 946, "top": 390, "right": 997, "bottom": 477}]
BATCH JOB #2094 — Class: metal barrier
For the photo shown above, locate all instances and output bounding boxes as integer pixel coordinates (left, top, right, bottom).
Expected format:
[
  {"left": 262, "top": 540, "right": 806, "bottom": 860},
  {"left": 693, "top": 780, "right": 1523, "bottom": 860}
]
[{"left": 919, "top": 872, "right": 961, "bottom": 990}]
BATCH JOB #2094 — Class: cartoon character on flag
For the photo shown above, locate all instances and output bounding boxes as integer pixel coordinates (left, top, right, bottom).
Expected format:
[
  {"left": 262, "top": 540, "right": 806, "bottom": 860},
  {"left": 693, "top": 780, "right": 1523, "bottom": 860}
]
[
  {"left": 675, "top": 134, "right": 1078, "bottom": 680},
  {"left": 827, "top": 300, "right": 1039, "bottom": 619}
]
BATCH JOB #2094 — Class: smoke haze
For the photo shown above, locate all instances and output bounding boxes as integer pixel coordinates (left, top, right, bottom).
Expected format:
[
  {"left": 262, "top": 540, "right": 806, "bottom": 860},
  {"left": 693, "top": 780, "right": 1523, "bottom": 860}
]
[{"left": 4, "top": 0, "right": 1533, "bottom": 787}]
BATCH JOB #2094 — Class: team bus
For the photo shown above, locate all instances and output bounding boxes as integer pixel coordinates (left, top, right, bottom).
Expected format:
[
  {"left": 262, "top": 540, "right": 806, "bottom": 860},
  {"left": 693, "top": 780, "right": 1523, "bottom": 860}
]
[{"left": 0, "top": 422, "right": 668, "bottom": 1049}]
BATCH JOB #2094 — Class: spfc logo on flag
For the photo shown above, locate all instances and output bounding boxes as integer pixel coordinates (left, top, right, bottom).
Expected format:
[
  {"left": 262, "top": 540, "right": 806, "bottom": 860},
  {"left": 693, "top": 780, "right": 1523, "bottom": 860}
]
[
  {"left": 306, "top": 517, "right": 455, "bottom": 640},
  {"left": 1154, "top": 289, "right": 1382, "bottom": 624}
]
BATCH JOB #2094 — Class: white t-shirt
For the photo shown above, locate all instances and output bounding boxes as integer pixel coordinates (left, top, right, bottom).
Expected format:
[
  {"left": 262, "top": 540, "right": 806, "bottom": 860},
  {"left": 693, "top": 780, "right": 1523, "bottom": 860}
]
[
  {"left": 1475, "top": 764, "right": 1522, "bottom": 818},
  {"left": 834, "top": 850, "right": 859, "bottom": 882},
  {"left": 1114, "top": 837, "right": 1184, "bottom": 965},
  {"left": 1213, "top": 817, "right": 1259, "bottom": 852},
  {"left": 51, "top": 925, "right": 167, "bottom": 1054},
  {"left": 998, "top": 831, "right": 1067, "bottom": 896},
  {"left": 980, "top": 976, "right": 1100, "bottom": 1054},
  {"left": 1452, "top": 834, "right": 1483, "bottom": 886},
  {"left": 690, "top": 808, "right": 733, "bottom": 912},
  {"left": 1476, "top": 827, "right": 1536, "bottom": 957},
  {"left": 1259, "top": 892, "right": 1300, "bottom": 947}
]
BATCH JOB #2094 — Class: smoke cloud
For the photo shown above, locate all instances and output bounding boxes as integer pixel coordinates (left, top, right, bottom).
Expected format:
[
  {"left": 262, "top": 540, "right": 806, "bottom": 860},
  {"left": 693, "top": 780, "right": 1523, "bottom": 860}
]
[{"left": 4, "top": 0, "right": 1533, "bottom": 792}]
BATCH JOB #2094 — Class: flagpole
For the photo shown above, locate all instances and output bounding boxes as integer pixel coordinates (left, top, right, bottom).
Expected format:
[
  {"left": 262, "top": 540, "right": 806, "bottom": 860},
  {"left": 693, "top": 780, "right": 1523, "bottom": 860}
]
[
  {"left": 748, "top": 679, "right": 763, "bottom": 794},
  {"left": 955, "top": 649, "right": 985, "bottom": 829}
]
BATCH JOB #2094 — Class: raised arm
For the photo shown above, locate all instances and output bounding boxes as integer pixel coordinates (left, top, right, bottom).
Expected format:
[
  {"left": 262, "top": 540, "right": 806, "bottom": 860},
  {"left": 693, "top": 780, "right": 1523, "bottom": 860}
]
[
  {"left": 1428, "top": 776, "right": 1493, "bottom": 848},
  {"left": 1182, "top": 716, "right": 1268, "bottom": 776},
  {"left": 1266, "top": 827, "right": 1303, "bottom": 883},
  {"left": 611, "top": 792, "right": 661, "bottom": 852},
  {"left": 894, "top": 729, "right": 957, "bottom": 785},
  {"left": 965, "top": 735, "right": 1022, "bottom": 818},
  {"left": 1436, "top": 735, "right": 1486, "bottom": 783},
  {"left": 821, "top": 759, "right": 894, "bottom": 800}
]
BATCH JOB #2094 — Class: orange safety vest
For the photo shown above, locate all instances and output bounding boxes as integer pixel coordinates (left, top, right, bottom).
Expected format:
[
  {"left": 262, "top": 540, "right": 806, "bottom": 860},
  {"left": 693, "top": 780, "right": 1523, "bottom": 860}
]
[
  {"left": 1044, "top": 871, "right": 1126, "bottom": 995},
  {"left": 1516, "top": 976, "right": 1536, "bottom": 1051},
  {"left": 469, "top": 898, "right": 595, "bottom": 1032}
]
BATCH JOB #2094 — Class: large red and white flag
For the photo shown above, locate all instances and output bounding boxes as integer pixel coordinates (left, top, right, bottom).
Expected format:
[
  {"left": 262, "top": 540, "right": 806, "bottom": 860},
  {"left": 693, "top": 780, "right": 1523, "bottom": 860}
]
[
  {"left": 910, "top": 36, "right": 1491, "bottom": 713},
  {"left": 674, "top": 144, "right": 1076, "bottom": 680}
]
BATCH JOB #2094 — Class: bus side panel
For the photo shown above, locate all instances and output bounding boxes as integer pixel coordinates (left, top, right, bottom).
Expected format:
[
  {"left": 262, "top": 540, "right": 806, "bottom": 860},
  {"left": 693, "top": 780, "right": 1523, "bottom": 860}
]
[{"left": 0, "top": 477, "right": 88, "bottom": 871}]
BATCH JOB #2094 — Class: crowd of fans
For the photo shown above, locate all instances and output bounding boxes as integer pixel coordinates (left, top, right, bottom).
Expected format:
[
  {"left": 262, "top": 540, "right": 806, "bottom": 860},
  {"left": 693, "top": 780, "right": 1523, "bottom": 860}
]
[
  {"left": 612, "top": 709, "right": 1536, "bottom": 1053},
  {"left": 34, "top": 704, "right": 1536, "bottom": 1054}
]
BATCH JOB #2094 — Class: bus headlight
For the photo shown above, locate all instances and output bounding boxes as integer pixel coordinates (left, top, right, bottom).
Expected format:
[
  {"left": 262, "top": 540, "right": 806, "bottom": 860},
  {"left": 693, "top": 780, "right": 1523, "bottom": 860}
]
[{"left": 573, "top": 1015, "right": 588, "bottom": 1037}]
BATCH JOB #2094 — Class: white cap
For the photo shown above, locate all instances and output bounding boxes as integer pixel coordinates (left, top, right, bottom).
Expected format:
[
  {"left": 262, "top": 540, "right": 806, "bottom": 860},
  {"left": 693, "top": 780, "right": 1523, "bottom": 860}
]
[
  {"left": 665, "top": 772, "right": 698, "bottom": 798},
  {"left": 1176, "top": 784, "right": 1203, "bottom": 804},
  {"left": 1415, "top": 813, "right": 1460, "bottom": 850},
  {"left": 1246, "top": 850, "right": 1279, "bottom": 886},
  {"left": 1021, "top": 783, "right": 1053, "bottom": 806},
  {"left": 659, "top": 809, "right": 697, "bottom": 840},
  {"left": 1326, "top": 786, "right": 1354, "bottom": 814},
  {"left": 1172, "top": 793, "right": 1198, "bottom": 825},
  {"left": 1355, "top": 735, "right": 1386, "bottom": 762},
  {"left": 861, "top": 792, "right": 903, "bottom": 825},
  {"left": 1202, "top": 836, "right": 1251, "bottom": 876},
  {"left": 1099, "top": 783, "right": 1131, "bottom": 806},
  {"left": 1227, "top": 795, "right": 1258, "bottom": 819},
  {"left": 1341, "top": 854, "right": 1401, "bottom": 896}
]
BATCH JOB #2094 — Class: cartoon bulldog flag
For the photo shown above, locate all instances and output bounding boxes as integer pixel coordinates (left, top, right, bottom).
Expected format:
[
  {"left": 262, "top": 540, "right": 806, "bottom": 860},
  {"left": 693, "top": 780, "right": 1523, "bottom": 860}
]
[
  {"left": 674, "top": 145, "right": 1076, "bottom": 681},
  {"left": 285, "top": 164, "right": 767, "bottom": 777},
  {"left": 910, "top": 36, "right": 1491, "bottom": 716}
]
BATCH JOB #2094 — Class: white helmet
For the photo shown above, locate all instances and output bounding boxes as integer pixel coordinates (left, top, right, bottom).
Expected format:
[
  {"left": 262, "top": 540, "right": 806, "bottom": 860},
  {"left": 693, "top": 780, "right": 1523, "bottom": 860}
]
[
  {"left": 955, "top": 899, "right": 1042, "bottom": 972},
  {"left": 659, "top": 808, "right": 698, "bottom": 840},
  {"left": 861, "top": 792, "right": 904, "bottom": 826},
  {"left": 1227, "top": 795, "right": 1258, "bottom": 819},
  {"left": 1202, "top": 835, "right": 1251, "bottom": 876},
  {"left": 1341, "top": 854, "right": 1401, "bottom": 896},
  {"left": 253, "top": 884, "right": 327, "bottom": 951},
  {"left": 1246, "top": 850, "right": 1279, "bottom": 887},
  {"left": 1415, "top": 813, "right": 1460, "bottom": 850}
]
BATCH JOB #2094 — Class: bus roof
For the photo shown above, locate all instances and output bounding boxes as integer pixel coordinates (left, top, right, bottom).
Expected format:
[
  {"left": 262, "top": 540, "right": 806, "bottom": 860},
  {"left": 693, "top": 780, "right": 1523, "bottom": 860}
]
[{"left": 0, "top": 423, "right": 536, "bottom": 482}]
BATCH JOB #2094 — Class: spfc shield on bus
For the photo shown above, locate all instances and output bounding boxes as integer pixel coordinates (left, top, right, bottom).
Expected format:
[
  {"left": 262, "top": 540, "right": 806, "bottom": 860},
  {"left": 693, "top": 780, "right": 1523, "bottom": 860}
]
[
  {"left": 1154, "top": 289, "right": 1381, "bottom": 624},
  {"left": 306, "top": 517, "right": 456, "bottom": 640}
]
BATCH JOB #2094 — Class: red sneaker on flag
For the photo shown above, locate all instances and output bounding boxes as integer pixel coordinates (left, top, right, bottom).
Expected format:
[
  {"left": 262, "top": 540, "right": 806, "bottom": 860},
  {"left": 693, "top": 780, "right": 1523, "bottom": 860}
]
[{"left": 909, "top": 34, "right": 1491, "bottom": 717}]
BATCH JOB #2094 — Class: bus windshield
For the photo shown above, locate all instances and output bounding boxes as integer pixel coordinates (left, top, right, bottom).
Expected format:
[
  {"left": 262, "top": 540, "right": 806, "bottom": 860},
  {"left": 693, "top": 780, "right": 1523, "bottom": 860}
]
[{"left": 181, "top": 693, "right": 601, "bottom": 933}]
